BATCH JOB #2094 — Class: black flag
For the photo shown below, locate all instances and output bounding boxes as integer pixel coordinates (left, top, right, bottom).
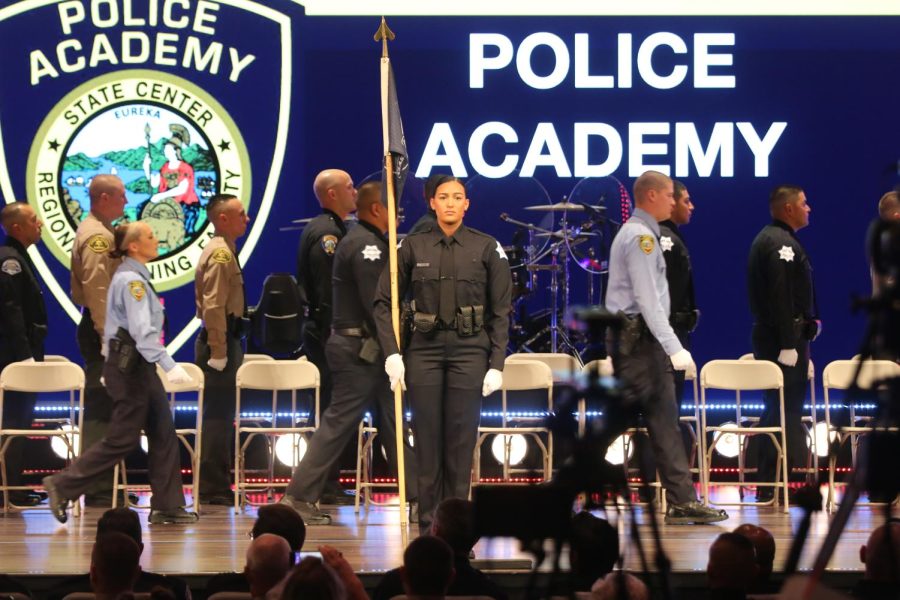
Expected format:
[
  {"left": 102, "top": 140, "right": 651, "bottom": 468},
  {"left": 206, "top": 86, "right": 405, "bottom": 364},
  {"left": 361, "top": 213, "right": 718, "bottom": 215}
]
[{"left": 381, "top": 59, "right": 408, "bottom": 210}]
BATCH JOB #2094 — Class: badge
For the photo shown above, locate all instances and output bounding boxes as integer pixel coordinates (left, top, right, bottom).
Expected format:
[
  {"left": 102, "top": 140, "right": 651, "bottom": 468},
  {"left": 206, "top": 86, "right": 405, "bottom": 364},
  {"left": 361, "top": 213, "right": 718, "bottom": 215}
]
[
  {"left": 362, "top": 245, "right": 382, "bottom": 261},
  {"left": 322, "top": 234, "right": 338, "bottom": 255},
  {"left": 638, "top": 235, "right": 655, "bottom": 255},
  {"left": 495, "top": 241, "right": 509, "bottom": 260},
  {"left": 778, "top": 245, "right": 795, "bottom": 262},
  {"left": 87, "top": 234, "right": 111, "bottom": 253},
  {"left": 128, "top": 280, "right": 146, "bottom": 301},
  {"left": 211, "top": 248, "right": 233, "bottom": 264},
  {"left": 1, "top": 258, "right": 22, "bottom": 275},
  {"left": 660, "top": 236, "right": 674, "bottom": 252}
]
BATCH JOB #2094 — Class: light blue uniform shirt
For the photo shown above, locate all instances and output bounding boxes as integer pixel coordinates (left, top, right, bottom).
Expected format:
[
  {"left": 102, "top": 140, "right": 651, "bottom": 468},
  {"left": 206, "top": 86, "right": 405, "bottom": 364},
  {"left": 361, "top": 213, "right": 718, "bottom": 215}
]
[
  {"left": 104, "top": 257, "right": 176, "bottom": 372},
  {"left": 606, "top": 208, "right": 683, "bottom": 356}
]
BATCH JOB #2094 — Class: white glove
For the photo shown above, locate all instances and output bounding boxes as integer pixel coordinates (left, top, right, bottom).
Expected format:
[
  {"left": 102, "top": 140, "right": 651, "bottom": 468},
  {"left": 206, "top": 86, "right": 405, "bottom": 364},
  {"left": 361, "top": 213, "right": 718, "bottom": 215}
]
[
  {"left": 100, "top": 376, "right": 106, "bottom": 387},
  {"left": 777, "top": 349, "right": 798, "bottom": 367},
  {"left": 101, "top": 342, "right": 108, "bottom": 358},
  {"left": 19, "top": 357, "right": 35, "bottom": 363},
  {"left": 384, "top": 353, "right": 406, "bottom": 392},
  {"left": 482, "top": 369, "right": 503, "bottom": 397},
  {"left": 166, "top": 364, "right": 193, "bottom": 385},
  {"left": 811, "top": 319, "right": 822, "bottom": 341},
  {"left": 207, "top": 357, "right": 227, "bottom": 371},
  {"left": 669, "top": 349, "right": 693, "bottom": 371}
]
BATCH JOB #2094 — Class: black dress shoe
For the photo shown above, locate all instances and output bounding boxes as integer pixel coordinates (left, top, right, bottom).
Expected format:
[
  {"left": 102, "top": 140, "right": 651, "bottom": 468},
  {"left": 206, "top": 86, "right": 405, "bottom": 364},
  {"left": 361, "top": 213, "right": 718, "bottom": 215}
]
[
  {"left": 665, "top": 501, "right": 728, "bottom": 525},
  {"left": 149, "top": 508, "right": 199, "bottom": 524},
  {"left": 42, "top": 476, "right": 68, "bottom": 524},
  {"left": 319, "top": 490, "right": 356, "bottom": 506},
  {"left": 199, "top": 493, "right": 235, "bottom": 506},
  {"left": 5, "top": 491, "right": 46, "bottom": 506}
]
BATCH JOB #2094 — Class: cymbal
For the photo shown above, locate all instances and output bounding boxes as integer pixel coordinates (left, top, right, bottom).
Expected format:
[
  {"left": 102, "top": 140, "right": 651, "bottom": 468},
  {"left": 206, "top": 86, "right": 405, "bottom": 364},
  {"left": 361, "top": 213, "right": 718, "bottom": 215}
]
[
  {"left": 534, "top": 229, "right": 598, "bottom": 239},
  {"left": 291, "top": 216, "right": 358, "bottom": 225},
  {"left": 523, "top": 202, "right": 605, "bottom": 212}
]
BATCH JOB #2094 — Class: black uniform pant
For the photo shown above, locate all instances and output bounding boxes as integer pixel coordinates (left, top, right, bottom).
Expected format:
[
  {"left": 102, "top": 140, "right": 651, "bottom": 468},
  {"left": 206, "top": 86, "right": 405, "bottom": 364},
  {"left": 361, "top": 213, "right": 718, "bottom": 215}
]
[
  {"left": 76, "top": 310, "right": 116, "bottom": 498},
  {"left": 612, "top": 335, "right": 696, "bottom": 506},
  {"left": 195, "top": 328, "right": 243, "bottom": 498},
  {"left": 285, "top": 334, "right": 417, "bottom": 501},
  {"left": 751, "top": 325, "right": 810, "bottom": 483},
  {"left": 302, "top": 322, "right": 344, "bottom": 492},
  {"left": 406, "top": 330, "right": 488, "bottom": 532},
  {"left": 53, "top": 353, "right": 185, "bottom": 510}
]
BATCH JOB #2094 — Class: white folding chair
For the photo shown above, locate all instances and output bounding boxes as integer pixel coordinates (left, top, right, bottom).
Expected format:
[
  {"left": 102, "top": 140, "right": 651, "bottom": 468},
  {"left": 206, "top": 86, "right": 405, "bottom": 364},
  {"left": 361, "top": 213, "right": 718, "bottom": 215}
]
[
  {"left": 682, "top": 360, "right": 705, "bottom": 491},
  {"left": 508, "top": 352, "right": 580, "bottom": 432},
  {"left": 473, "top": 359, "right": 554, "bottom": 485},
  {"left": 701, "top": 359, "right": 789, "bottom": 511},
  {"left": 242, "top": 354, "right": 275, "bottom": 364},
  {"left": 823, "top": 359, "right": 900, "bottom": 511},
  {"left": 353, "top": 410, "right": 413, "bottom": 514},
  {"left": 0, "top": 361, "right": 85, "bottom": 514},
  {"left": 110, "top": 363, "right": 205, "bottom": 511},
  {"left": 234, "top": 360, "right": 320, "bottom": 511}
]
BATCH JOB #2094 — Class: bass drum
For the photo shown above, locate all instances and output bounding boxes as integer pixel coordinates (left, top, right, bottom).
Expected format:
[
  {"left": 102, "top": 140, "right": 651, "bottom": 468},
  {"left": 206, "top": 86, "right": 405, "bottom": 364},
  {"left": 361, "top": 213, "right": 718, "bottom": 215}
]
[{"left": 503, "top": 244, "right": 532, "bottom": 301}]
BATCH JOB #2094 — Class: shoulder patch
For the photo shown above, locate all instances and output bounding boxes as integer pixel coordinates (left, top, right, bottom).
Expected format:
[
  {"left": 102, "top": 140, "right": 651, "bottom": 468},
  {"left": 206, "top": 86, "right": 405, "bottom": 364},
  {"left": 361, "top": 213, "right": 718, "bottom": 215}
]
[
  {"left": 362, "top": 245, "right": 382, "bottom": 261},
  {"left": 638, "top": 235, "right": 655, "bottom": 255},
  {"left": 321, "top": 234, "right": 338, "bottom": 255},
  {"left": 87, "top": 234, "right": 110, "bottom": 253},
  {"left": 495, "top": 241, "right": 509, "bottom": 260},
  {"left": 660, "top": 236, "right": 674, "bottom": 252},
  {"left": 128, "top": 280, "right": 146, "bottom": 301},
  {"left": 1, "top": 258, "right": 22, "bottom": 275},
  {"left": 778, "top": 245, "right": 795, "bottom": 262},
  {"left": 211, "top": 248, "right": 233, "bottom": 264}
]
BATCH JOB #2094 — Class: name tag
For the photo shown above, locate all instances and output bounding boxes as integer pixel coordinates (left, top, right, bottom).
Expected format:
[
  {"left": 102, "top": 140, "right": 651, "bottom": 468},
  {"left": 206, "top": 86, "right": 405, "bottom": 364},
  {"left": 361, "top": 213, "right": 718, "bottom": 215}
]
[{"left": 416, "top": 262, "right": 431, "bottom": 267}]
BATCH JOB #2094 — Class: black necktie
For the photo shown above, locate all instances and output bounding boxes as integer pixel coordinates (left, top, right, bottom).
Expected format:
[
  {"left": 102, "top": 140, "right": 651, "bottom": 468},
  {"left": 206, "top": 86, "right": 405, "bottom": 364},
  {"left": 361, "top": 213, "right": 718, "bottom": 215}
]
[{"left": 439, "top": 237, "right": 456, "bottom": 325}]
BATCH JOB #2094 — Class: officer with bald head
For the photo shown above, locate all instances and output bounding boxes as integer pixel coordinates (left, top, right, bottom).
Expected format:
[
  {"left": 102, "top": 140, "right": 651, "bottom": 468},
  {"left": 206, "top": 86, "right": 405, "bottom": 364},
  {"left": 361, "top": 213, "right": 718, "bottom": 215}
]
[
  {"left": 295, "top": 169, "right": 358, "bottom": 504},
  {"left": 70, "top": 174, "right": 127, "bottom": 506},
  {"left": 606, "top": 170, "right": 726, "bottom": 525}
]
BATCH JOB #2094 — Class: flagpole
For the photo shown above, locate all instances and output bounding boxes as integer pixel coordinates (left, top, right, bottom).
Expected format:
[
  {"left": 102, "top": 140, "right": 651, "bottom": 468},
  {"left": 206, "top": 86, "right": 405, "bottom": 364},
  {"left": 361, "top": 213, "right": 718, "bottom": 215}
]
[{"left": 375, "top": 16, "right": 409, "bottom": 542}]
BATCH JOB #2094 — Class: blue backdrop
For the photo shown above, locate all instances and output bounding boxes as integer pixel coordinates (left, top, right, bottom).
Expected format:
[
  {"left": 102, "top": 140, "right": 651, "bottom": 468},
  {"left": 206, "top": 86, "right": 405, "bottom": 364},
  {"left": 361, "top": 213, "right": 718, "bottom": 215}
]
[{"left": 1, "top": 2, "right": 898, "bottom": 370}]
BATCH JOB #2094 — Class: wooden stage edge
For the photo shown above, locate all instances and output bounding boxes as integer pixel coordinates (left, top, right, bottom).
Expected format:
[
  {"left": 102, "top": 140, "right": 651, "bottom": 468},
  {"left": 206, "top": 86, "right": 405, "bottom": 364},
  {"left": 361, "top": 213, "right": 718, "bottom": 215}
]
[{"left": 0, "top": 486, "right": 894, "bottom": 585}]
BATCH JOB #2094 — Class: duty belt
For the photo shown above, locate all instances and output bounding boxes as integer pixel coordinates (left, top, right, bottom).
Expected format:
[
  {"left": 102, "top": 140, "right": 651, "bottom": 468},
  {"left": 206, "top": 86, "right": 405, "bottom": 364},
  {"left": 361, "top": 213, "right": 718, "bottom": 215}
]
[{"left": 332, "top": 327, "right": 365, "bottom": 337}]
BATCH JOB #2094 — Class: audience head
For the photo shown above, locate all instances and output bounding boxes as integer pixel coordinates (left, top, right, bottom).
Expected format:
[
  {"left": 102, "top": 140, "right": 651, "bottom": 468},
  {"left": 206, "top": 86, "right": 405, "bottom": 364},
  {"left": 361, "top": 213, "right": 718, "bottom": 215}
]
[
  {"left": 733, "top": 523, "right": 775, "bottom": 584},
  {"left": 97, "top": 508, "right": 144, "bottom": 552},
  {"left": 860, "top": 520, "right": 900, "bottom": 583},
  {"left": 89, "top": 174, "right": 127, "bottom": 223},
  {"left": 431, "top": 498, "right": 478, "bottom": 557},
  {"left": 569, "top": 511, "right": 619, "bottom": 585},
  {"left": 244, "top": 533, "right": 293, "bottom": 597},
  {"left": 590, "top": 572, "right": 649, "bottom": 600},
  {"left": 769, "top": 184, "right": 810, "bottom": 231},
  {"left": 90, "top": 532, "right": 142, "bottom": 598},
  {"left": 401, "top": 535, "right": 455, "bottom": 598},
  {"left": 633, "top": 170, "right": 675, "bottom": 222},
  {"left": 252, "top": 503, "right": 307, "bottom": 555},
  {"left": 0, "top": 202, "right": 42, "bottom": 248},
  {"left": 313, "top": 169, "right": 357, "bottom": 218},
  {"left": 707, "top": 532, "right": 759, "bottom": 592},
  {"left": 878, "top": 190, "right": 900, "bottom": 221},
  {"left": 281, "top": 556, "right": 345, "bottom": 600}
]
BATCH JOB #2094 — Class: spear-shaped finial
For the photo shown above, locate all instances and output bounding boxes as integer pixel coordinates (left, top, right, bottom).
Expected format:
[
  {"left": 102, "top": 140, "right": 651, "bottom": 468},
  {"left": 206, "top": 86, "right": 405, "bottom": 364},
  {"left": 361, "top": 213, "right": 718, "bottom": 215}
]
[{"left": 374, "top": 16, "right": 395, "bottom": 58}]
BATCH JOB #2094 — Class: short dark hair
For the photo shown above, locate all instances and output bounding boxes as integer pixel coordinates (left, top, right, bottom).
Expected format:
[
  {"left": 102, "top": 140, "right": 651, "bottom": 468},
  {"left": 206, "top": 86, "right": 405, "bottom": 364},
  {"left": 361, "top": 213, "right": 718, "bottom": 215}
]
[
  {"left": 280, "top": 556, "right": 343, "bottom": 600},
  {"left": 91, "top": 532, "right": 141, "bottom": 594},
  {"left": 207, "top": 193, "right": 239, "bottom": 222},
  {"left": 253, "top": 503, "right": 307, "bottom": 552},
  {"left": 569, "top": 511, "right": 619, "bottom": 582},
  {"left": 769, "top": 184, "right": 803, "bottom": 211},
  {"left": 673, "top": 180, "right": 687, "bottom": 201},
  {"left": 432, "top": 498, "right": 477, "bottom": 555},
  {"left": 97, "top": 508, "right": 142, "bottom": 546},
  {"left": 403, "top": 535, "right": 454, "bottom": 596}
]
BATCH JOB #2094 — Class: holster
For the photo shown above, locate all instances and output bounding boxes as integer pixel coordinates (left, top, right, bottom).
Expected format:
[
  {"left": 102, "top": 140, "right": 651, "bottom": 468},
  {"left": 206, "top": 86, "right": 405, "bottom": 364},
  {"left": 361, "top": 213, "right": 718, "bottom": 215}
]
[
  {"left": 227, "top": 314, "right": 250, "bottom": 340},
  {"left": 357, "top": 323, "right": 380, "bottom": 364},
  {"left": 413, "top": 312, "right": 437, "bottom": 334},
  {"left": 400, "top": 301, "right": 414, "bottom": 351},
  {"left": 618, "top": 314, "right": 647, "bottom": 356},
  {"left": 670, "top": 309, "right": 700, "bottom": 333},
  {"left": 109, "top": 327, "right": 139, "bottom": 374},
  {"left": 456, "top": 305, "right": 484, "bottom": 337},
  {"left": 794, "top": 317, "right": 819, "bottom": 341}
]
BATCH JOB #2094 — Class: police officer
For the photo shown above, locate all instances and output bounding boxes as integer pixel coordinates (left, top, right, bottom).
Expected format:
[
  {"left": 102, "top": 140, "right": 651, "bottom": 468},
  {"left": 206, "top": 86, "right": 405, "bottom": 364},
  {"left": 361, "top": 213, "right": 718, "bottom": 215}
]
[
  {"left": 748, "top": 185, "right": 819, "bottom": 500},
  {"left": 70, "top": 174, "right": 126, "bottom": 505},
  {"left": 44, "top": 222, "right": 198, "bottom": 524},
  {"left": 606, "top": 170, "right": 726, "bottom": 525},
  {"left": 658, "top": 180, "right": 698, "bottom": 405},
  {"left": 0, "top": 202, "right": 48, "bottom": 506},
  {"left": 374, "top": 175, "right": 512, "bottom": 533},
  {"left": 194, "top": 194, "right": 250, "bottom": 505},
  {"left": 280, "top": 182, "right": 416, "bottom": 524},
  {"left": 296, "top": 169, "right": 358, "bottom": 503}
]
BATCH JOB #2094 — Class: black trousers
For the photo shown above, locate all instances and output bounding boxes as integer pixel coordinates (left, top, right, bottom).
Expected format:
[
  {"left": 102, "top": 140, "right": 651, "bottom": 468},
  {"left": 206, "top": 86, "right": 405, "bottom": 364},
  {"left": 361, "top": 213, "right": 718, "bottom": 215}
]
[
  {"left": 301, "top": 322, "right": 345, "bottom": 491},
  {"left": 76, "top": 311, "right": 115, "bottom": 497},
  {"left": 751, "top": 325, "right": 810, "bottom": 482},
  {"left": 285, "top": 334, "right": 417, "bottom": 501},
  {"left": 53, "top": 353, "right": 186, "bottom": 510},
  {"left": 406, "top": 330, "right": 488, "bottom": 531},
  {"left": 195, "top": 328, "right": 243, "bottom": 498},
  {"left": 612, "top": 335, "right": 696, "bottom": 506}
]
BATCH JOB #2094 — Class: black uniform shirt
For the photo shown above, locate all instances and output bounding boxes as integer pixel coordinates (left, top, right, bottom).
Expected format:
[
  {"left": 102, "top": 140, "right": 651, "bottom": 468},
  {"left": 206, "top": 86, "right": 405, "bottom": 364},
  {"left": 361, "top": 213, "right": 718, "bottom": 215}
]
[
  {"left": 373, "top": 224, "right": 512, "bottom": 370},
  {"left": 658, "top": 220, "right": 696, "bottom": 316},
  {"left": 0, "top": 237, "right": 47, "bottom": 364},
  {"left": 747, "top": 219, "right": 816, "bottom": 348},
  {"left": 407, "top": 209, "right": 436, "bottom": 235},
  {"left": 296, "top": 209, "right": 347, "bottom": 330},
  {"left": 332, "top": 219, "right": 387, "bottom": 336}
]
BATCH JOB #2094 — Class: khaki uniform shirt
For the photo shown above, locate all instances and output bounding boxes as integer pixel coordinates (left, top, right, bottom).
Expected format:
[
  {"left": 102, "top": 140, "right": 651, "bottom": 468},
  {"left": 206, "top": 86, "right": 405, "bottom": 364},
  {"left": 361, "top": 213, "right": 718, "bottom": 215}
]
[
  {"left": 195, "top": 236, "right": 245, "bottom": 359},
  {"left": 70, "top": 213, "right": 122, "bottom": 336}
]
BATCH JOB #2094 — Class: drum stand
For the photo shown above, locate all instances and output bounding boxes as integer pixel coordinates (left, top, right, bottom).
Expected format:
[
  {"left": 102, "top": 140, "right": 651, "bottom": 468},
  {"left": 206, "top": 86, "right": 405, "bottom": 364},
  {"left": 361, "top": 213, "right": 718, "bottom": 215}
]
[{"left": 520, "top": 239, "right": 577, "bottom": 354}]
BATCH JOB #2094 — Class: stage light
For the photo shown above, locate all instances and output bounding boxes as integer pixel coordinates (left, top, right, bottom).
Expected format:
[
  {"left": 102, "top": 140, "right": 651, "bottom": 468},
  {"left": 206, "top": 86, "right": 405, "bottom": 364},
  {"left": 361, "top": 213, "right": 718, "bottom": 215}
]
[
  {"left": 807, "top": 422, "right": 836, "bottom": 458},
  {"left": 712, "top": 422, "right": 744, "bottom": 458},
  {"left": 274, "top": 434, "right": 308, "bottom": 467},
  {"left": 50, "top": 425, "right": 80, "bottom": 459},
  {"left": 604, "top": 434, "right": 634, "bottom": 466},
  {"left": 491, "top": 434, "right": 527, "bottom": 466}
]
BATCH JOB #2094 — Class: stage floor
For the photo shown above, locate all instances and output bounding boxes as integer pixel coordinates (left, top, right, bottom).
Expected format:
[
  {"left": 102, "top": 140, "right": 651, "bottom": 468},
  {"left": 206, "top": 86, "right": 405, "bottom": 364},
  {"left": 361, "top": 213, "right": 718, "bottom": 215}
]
[{"left": 0, "top": 486, "right": 892, "bottom": 578}]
